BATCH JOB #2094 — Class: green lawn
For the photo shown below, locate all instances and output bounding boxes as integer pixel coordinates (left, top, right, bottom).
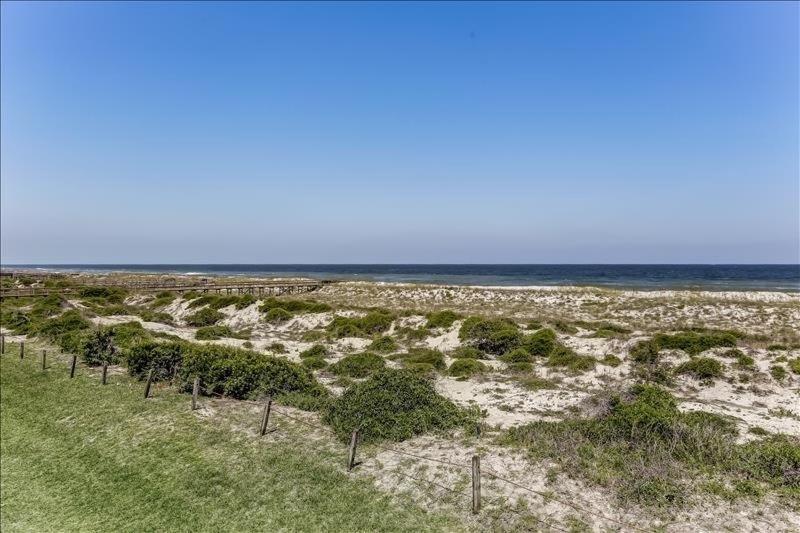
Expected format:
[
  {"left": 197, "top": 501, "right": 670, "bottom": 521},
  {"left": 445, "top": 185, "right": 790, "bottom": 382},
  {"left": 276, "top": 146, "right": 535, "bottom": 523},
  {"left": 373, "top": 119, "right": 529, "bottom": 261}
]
[{"left": 0, "top": 343, "right": 460, "bottom": 532}]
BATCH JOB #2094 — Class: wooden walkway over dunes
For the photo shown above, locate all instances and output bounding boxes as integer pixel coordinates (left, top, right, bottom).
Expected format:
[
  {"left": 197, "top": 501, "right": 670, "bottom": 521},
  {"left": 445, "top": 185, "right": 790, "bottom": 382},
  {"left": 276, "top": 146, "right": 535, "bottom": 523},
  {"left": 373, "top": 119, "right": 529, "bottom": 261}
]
[{"left": 0, "top": 279, "right": 336, "bottom": 299}]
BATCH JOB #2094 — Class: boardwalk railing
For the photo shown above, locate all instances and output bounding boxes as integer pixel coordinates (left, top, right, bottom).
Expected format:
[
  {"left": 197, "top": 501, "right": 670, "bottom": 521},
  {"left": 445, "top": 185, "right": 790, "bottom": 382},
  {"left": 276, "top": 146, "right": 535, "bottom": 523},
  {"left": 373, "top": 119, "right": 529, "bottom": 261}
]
[{"left": 0, "top": 279, "right": 336, "bottom": 299}]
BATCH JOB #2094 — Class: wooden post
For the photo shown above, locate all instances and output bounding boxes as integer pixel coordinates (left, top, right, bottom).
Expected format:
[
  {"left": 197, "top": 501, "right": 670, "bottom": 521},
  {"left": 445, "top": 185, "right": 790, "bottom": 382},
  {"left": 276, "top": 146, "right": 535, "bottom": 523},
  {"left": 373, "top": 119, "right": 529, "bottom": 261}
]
[
  {"left": 259, "top": 396, "right": 274, "bottom": 435},
  {"left": 1, "top": 334, "right": 5, "bottom": 354},
  {"left": 191, "top": 376, "right": 200, "bottom": 410},
  {"left": 69, "top": 355, "right": 77, "bottom": 378},
  {"left": 41, "top": 349, "right": 46, "bottom": 371},
  {"left": 144, "top": 368, "right": 154, "bottom": 398},
  {"left": 347, "top": 430, "right": 359, "bottom": 471},
  {"left": 101, "top": 362, "right": 108, "bottom": 385},
  {"left": 471, "top": 455, "right": 481, "bottom": 514},
  {"left": 19, "top": 341, "right": 24, "bottom": 360}
]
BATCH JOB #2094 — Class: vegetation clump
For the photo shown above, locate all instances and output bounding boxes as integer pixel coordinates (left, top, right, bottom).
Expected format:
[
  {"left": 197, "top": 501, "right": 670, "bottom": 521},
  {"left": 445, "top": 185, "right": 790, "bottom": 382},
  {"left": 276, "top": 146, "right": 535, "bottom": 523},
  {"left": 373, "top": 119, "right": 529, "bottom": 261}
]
[
  {"left": 499, "top": 348, "right": 533, "bottom": 364},
  {"left": 127, "top": 340, "right": 187, "bottom": 381},
  {"left": 448, "top": 358, "right": 486, "bottom": 377},
  {"left": 601, "top": 354, "right": 622, "bottom": 367},
  {"left": 502, "top": 384, "right": 799, "bottom": 506},
  {"left": 327, "top": 310, "right": 395, "bottom": 338},
  {"left": 185, "top": 307, "right": 224, "bottom": 327},
  {"left": 770, "top": 365, "right": 788, "bottom": 382},
  {"left": 675, "top": 357, "right": 724, "bottom": 381},
  {"left": 180, "top": 344, "right": 326, "bottom": 401},
  {"left": 425, "top": 310, "right": 461, "bottom": 329},
  {"left": 520, "top": 328, "right": 558, "bottom": 357},
  {"left": 329, "top": 352, "right": 386, "bottom": 378},
  {"left": 390, "top": 348, "right": 446, "bottom": 371},
  {"left": 300, "top": 344, "right": 329, "bottom": 359},
  {"left": 367, "top": 335, "right": 398, "bottom": 353},
  {"left": 652, "top": 331, "right": 737, "bottom": 355},
  {"left": 259, "top": 297, "right": 331, "bottom": 314},
  {"left": 323, "top": 369, "right": 475, "bottom": 443},
  {"left": 459, "top": 317, "right": 522, "bottom": 355},
  {"left": 301, "top": 356, "right": 328, "bottom": 370},
  {"left": 546, "top": 345, "right": 596, "bottom": 373},
  {"left": 450, "top": 346, "right": 486, "bottom": 359},
  {"left": 264, "top": 308, "right": 292, "bottom": 323},
  {"left": 195, "top": 325, "right": 248, "bottom": 340},
  {"left": 790, "top": 358, "right": 800, "bottom": 375}
]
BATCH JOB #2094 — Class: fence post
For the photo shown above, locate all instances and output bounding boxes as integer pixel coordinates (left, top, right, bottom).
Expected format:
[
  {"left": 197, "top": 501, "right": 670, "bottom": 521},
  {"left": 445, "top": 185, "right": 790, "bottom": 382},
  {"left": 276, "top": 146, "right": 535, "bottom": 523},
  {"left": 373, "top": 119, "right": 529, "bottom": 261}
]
[
  {"left": 69, "top": 355, "right": 77, "bottom": 378},
  {"left": 191, "top": 376, "right": 200, "bottom": 410},
  {"left": 41, "top": 349, "right": 46, "bottom": 371},
  {"left": 1, "top": 334, "right": 5, "bottom": 354},
  {"left": 472, "top": 455, "right": 481, "bottom": 514},
  {"left": 259, "top": 396, "right": 275, "bottom": 435},
  {"left": 347, "top": 430, "right": 360, "bottom": 471},
  {"left": 144, "top": 368, "right": 154, "bottom": 398},
  {"left": 19, "top": 341, "right": 24, "bottom": 360},
  {"left": 101, "top": 362, "right": 108, "bottom": 385}
]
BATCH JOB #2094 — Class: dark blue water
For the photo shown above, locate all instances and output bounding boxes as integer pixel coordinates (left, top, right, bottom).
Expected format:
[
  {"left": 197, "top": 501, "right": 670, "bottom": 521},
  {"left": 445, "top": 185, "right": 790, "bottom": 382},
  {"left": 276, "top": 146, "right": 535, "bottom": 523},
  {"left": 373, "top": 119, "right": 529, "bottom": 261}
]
[{"left": 4, "top": 264, "right": 799, "bottom": 291}]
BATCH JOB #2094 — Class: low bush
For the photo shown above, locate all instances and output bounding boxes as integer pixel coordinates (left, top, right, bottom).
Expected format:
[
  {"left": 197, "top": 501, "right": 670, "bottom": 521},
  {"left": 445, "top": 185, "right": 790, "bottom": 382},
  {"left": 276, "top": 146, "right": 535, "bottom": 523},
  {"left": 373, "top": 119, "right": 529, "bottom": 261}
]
[
  {"left": 327, "top": 310, "right": 395, "bottom": 338},
  {"left": 78, "top": 286, "right": 127, "bottom": 304},
  {"left": 391, "top": 348, "right": 446, "bottom": 371},
  {"left": 264, "top": 308, "right": 292, "bottom": 323},
  {"left": 500, "top": 348, "right": 532, "bottom": 364},
  {"left": 300, "top": 344, "right": 329, "bottom": 359},
  {"left": 653, "top": 332, "right": 737, "bottom": 355},
  {"left": 675, "top": 357, "right": 724, "bottom": 381},
  {"left": 105, "top": 321, "right": 153, "bottom": 354},
  {"left": 136, "top": 309, "right": 174, "bottom": 324},
  {"left": 449, "top": 358, "right": 486, "bottom": 377},
  {"left": 127, "top": 340, "right": 187, "bottom": 381},
  {"left": 36, "top": 309, "right": 92, "bottom": 343},
  {"left": 329, "top": 352, "right": 386, "bottom": 378},
  {"left": 276, "top": 391, "right": 331, "bottom": 412},
  {"left": 322, "top": 369, "right": 475, "bottom": 443},
  {"left": 425, "top": 310, "right": 461, "bottom": 329},
  {"left": 395, "top": 326, "right": 430, "bottom": 341},
  {"left": 790, "top": 358, "right": 800, "bottom": 374},
  {"left": 459, "top": 317, "right": 521, "bottom": 355},
  {"left": 82, "top": 328, "right": 118, "bottom": 365},
  {"left": 301, "top": 356, "right": 328, "bottom": 370},
  {"left": 268, "top": 342, "right": 286, "bottom": 354},
  {"left": 186, "top": 307, "right": 224, "bottom": 327},
  {"left": 630, "top": 339, "right": 661, "bottom": 364},
  {"left": 259, "top": 297, "right": 331, "bottom": 314},
  {"left": 735, "top": 354, "right": 756, "bottom": 371},
  {"left": 770, "top": 365, "right": 787, "bottom": 382},
  {"left": 553, "top": 321, "right": 578, "bottom": 334},
  {"left": 196, "top": 325, "right": 236, "bottom": 340},
  {"left": 180, "top": 344, "right": 326, "bottom": 400},
  {"left": 546, "top": 346, "right": 595, "bottom": 373},
  {"left": 368, "top": 336, "right": 398, "bottom": 353},
  {"left": 449, "top": 346, "right": 486, "bottom": 359},
  {"left": 519, "top": 328, "right": 557, "bottom": 357},
  {"left": 601, "top": 354, "right": 622, "bottom": 367}
]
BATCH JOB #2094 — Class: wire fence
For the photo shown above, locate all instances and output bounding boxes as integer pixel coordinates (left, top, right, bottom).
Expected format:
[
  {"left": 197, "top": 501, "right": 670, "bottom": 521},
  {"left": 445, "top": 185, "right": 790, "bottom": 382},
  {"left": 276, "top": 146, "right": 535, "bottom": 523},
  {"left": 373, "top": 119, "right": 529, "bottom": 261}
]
[{"left": 1, "top": 336, "right": 648, "bottom": 532}]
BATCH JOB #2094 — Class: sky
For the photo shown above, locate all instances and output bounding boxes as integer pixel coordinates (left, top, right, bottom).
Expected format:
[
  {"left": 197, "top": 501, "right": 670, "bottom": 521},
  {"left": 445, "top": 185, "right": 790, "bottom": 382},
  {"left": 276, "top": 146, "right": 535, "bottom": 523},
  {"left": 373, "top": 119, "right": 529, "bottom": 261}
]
[{"left": 1, "top": 1, "right": 798, "bottom": 264}]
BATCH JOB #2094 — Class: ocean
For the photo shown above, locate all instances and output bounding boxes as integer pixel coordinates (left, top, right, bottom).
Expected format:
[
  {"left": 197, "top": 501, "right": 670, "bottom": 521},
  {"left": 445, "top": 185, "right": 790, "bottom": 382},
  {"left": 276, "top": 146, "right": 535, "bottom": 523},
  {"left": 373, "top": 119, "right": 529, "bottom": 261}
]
[{"left": 5, "top": 264, "right": 799, "bottom": 291}]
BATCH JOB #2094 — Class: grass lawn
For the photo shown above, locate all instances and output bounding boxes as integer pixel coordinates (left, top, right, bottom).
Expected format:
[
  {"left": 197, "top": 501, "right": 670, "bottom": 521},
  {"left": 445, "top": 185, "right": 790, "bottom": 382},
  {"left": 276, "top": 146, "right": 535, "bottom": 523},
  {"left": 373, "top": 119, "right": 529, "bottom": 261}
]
[{"left": 0, "top": 342, "right": 460, "bottom": 532}]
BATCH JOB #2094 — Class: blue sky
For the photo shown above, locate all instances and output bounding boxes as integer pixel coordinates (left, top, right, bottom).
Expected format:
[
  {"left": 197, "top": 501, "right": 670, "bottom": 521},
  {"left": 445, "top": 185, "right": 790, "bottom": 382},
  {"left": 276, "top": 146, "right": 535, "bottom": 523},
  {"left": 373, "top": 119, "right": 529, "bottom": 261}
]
[{"left": 1, "top": 1, "right": 797, "bottom": 264}]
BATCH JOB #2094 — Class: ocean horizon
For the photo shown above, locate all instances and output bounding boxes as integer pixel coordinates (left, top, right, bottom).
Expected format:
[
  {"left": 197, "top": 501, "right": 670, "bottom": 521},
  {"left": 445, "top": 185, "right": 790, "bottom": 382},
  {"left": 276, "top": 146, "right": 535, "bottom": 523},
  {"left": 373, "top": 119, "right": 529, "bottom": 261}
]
[{"left": 4, "top": 264, "right": 799, "bottom": 292}]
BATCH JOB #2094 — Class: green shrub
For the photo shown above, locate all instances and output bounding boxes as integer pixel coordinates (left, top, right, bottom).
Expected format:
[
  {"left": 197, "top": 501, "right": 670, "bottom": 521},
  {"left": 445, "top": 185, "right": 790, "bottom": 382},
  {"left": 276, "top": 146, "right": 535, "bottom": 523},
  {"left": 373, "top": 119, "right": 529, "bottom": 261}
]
[
  {"left": 500, "top": 348, "right": 533, "bottom": 364},
  {"left": 235, "top": 294, "right": 256, "bottom": 309},
  {"left": 329, "top": 352, "right": 386, "bottom": 378},
  {"left": 630, "top": 339, "right": 661, "bottom": 364},
  {"left": 789, "top": 358, "right": 800, "bottom": 375},
  {"left": 259, "top": 297, "right": 331, "bottom": 314},
  {"left": 36, "top": 309, "right": 91, "bottom": 341},
  {"left": 425, "top": 310, "right": 461, "bottom": 329},
  {"left": 82, "top": 328, "right": 118, "bottom": 365},
  {"left": 264, "top": 308, "right": 292, "bottom": 323},
  {"left": 450, "top": 346, "right": 486, "bottom": 359},
  {"left": 276, "top": 391, "right": 331, "bottom": 412},
  {"left": 105, "top": 321, "right": 153, "bottom": 353},
  {"left": 368, "top": 336, "right": 398, "bottom": 353},
  {"left": 505, "top": 362, "right": 534, "bottom": 373},
  {"left": 519, "top": 328, "right": 557, "bottom": 357},
  {"left": 588, "top": 323, "right": 632, "bottom": 338},
  {"left": 601, "top": 354, "right": 622, "bottom": 367},
  {"left": 180, "top": 344, "right": 325, "bottom": 400},
  {"left": 459, "top": 317, "right": 521, "bottom": 355},
  {"left": 196, "top": 325, "right": 236, "bottom": 340},
  {"left": 127, "top": 341, "right": 186, "bottom": 381},
  {"left": 449, "top": 358, "right": 486, "bottom": 377},
  {"left": 547, "top": 346, "right": 595, "bottom": 373},
  {"left": 322, "top": 369, "right": 474, "bottom": 443},
  {"left": 526, "top": 320, "right": 543, "bottom": 330},
  {"left": 735, "top": 354, "right": 756, "bottom": 371},
  {"left": 767, "top": 344, "right": 788, "bottom": 351},
  {"left": 653, "top": 332, "right": 737, "bottom": 355},
  {"left": 395, "top": 325, "right": 429, "bottom": 341},
  {"left": 78, "top": 286, "right": 127, "bottom": 304},
  {"left": 675, "top": 357, "right": 724, "bottom": 381},
  {"left": 770, "top": 365, "right": 787, "bottom": 382},
  {"left": 137, "top": 309, "right": 174, "bottom": 324},
  {"left": 302, "top": 356, "right": 328, "bottom": 370},
  {"left": 391, "top": 348, "right": 446, "bottom": 371},
  {"left": 300, "top": 344, "right": 328, "bottom": 359},
  {"left": 327, "top": 311, "right": 394, "bottom": 338},
  {"left": 720, "top": 349, "right": 745, "bottom": 359},
  {"left": 268, "top": 342, "right": 286, "bottom": 354},
  {"left": 186, "top": 307, "right": 224, "bottom": 327}
]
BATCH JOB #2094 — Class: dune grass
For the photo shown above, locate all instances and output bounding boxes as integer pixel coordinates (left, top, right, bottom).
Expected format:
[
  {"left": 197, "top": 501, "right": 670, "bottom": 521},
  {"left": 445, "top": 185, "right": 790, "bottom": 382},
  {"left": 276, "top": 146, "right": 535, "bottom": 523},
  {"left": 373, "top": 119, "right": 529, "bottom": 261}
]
[{"left": 0, "top": 342, "right": 459, "bottom": 532}]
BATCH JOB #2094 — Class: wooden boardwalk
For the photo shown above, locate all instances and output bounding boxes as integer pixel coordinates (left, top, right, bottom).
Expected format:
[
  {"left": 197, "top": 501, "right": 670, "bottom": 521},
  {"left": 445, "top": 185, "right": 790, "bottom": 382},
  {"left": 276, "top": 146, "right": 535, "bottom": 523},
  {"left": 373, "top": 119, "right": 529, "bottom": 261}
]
[{"left": 0, "top": 279, "right": 335, "bottom": 299}]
